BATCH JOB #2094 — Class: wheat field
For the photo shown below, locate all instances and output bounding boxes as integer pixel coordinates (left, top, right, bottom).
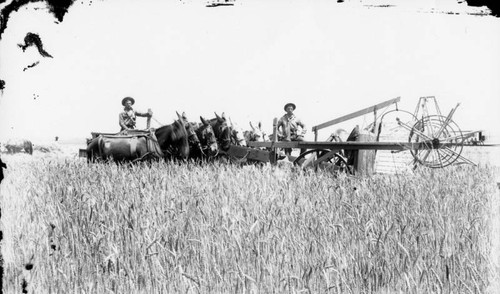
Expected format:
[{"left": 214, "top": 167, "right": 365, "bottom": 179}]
[{"left": 1, "top": 154, "right": 499, "bottom": 293}]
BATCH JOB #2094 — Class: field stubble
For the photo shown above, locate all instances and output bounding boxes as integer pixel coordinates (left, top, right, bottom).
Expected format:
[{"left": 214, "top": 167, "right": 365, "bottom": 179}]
[{"left": 0, "top": 155, "right": 498, "bottom": 293}]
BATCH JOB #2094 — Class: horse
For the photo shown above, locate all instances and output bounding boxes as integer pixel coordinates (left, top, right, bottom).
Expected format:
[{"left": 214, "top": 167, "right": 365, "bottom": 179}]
[
  {"left": 155, "top": 113, "right": 191, "bottom": 161},
  {"left": 228, "top": 117, "right": 246, "bottom": 147},
  {"left": 181, "top": 113, "right": 203, "bottom": 157},
  {"left": 182, "top": 113, "right": 219, "bottom": 160},
  {"left": 209, "top": 112, "right": 232, "bottom": 152},
  {"left": 87, "top": 112, "right": 190, "bottom": 162},
  {"left": 4, "top": 139, "right": 33, "bottom": 155},
  {"left": 244, "top": 121, "right": 267, "bottom": 145}
]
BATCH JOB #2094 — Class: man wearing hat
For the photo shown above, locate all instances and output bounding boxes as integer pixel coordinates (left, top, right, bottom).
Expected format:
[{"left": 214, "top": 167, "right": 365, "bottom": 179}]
[
  {"left": 119, "top": 97, "right": 152, "bottom": 131},
  {"left": 277, "top": 102, "right": 307, "bottom": 156}
]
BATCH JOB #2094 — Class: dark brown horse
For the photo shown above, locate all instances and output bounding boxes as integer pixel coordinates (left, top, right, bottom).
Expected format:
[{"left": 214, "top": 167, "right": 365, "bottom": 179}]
[
  {"left": 180, "top": 112, "right": 219, "bottom": 160},
  {"left": 189, "top": 116, "right": 219, "bottom": 160},
  {"left": 155, "top": 113, "right": 191, "bottom": 161},
  {"left": 209, "top": 112, "right": 232, "bottom": 151},
  {"left": 87, "top": 112, "right": 190, "bottom": 162}
]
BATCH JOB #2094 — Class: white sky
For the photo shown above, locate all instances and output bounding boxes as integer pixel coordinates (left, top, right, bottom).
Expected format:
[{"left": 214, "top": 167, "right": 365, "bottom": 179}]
[{"left": 0, "top": 0, "right": 499, "bottom": 143}]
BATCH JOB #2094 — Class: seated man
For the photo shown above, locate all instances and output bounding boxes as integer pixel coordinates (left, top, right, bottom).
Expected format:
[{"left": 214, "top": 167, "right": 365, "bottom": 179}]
[
  {"left": 119, "top": 97, "right": 152, "bottom": 132},
  {"left": 277, "top": 102, "right": 307, "bottom": 156}
]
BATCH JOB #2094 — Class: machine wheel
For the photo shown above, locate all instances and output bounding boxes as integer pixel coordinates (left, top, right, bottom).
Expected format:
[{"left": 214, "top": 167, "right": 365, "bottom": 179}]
[{"left": 409, "top": 115, "right": 464, "bottom": 168}]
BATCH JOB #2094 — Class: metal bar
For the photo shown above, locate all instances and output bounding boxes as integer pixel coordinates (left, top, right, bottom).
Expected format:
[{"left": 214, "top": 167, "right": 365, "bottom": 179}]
[
  {"left": 247, "top": 141, "right": 500, "bottom": 149},
  {"left": 311, "top": 97, "right": 401, "bottom": 132},
  {"left": 435, "top": 103, "right": 460, "bottom": 138},
  {"left": 247, "top": 141, "right": 461, "bottom": 150},
  {"left": 463, "top": 144, "right": 499, "bottom": 147},
  {"left": 437, "top": 145, "right": 477, "bottom": 166}
]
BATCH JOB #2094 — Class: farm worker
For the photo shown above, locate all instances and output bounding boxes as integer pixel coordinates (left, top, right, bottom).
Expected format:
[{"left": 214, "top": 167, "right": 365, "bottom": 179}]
[
  {"left": 119, "top": 97, "right": 153, "bottom": 131},
  {"left": 277, "top": 102, "right": 307, "bottom": 156}
]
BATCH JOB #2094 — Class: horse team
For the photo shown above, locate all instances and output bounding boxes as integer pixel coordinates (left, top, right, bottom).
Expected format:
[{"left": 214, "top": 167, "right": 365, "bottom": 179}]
[{"left": 86, "top": 112, "right": 269, "bottom": 163}]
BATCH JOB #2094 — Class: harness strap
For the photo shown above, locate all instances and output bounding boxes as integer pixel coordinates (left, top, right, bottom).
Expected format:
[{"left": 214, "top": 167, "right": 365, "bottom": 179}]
[{"left": 146, "top": 133, "right": 164, "bottom": 158}]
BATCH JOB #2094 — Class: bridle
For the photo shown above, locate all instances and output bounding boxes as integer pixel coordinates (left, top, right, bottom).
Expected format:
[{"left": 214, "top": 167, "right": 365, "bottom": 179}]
[
  {"left": 218, "top": 125, "right": 232, "bottom": 149},
  {"left": 197, "top": 124, "right": 219, "bottom": 157}
]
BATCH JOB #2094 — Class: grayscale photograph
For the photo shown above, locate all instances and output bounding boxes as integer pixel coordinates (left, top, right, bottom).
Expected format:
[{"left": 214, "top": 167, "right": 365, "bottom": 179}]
[{"left": 0, "top": 0, "right": 499, "bottom": 292}]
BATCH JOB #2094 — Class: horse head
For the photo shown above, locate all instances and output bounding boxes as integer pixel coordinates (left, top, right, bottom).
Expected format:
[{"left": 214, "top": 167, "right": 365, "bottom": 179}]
[
  {"left": 246, "top": 121, "right": 267, "bottom": 143},
  {"left": 154, "top": 112, "right": 190, "bottom": 160},
  {"left": 228, "top": 117, "right": 247, "bottom": 147},
  {"left": 214, "top": 112, "right": 226, "bottom": 124},
  {"left": 197, "top": 116, "right": 218, "bottom": 157},
  {"left": 210, "top": 112, "right": 231, "bottom": 151},
  {"left": 181, "top": 112, "right": 202, "bottom": 150}
]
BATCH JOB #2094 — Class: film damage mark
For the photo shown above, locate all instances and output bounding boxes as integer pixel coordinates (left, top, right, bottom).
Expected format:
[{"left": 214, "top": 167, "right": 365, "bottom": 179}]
[
  {"left": 17, "top": 32, "right": 51, "bottom": 71},
  {"left": 206, "top": 0, "right": 235, "bottom": 8},
  {"left": 18, "top": 32, "right": 53, "bottom": 58},
  {"left": 0, "top": 0, "right": 75, "bottom": 39},
  {"left": 0, "top": 0, "right": 75, "bottom": 90},
  {"left": 23, "top": 61, "right": 41, "bottom": 71},
  {"left": 466, "top": 0, "right": 499, "bottom": 16}
]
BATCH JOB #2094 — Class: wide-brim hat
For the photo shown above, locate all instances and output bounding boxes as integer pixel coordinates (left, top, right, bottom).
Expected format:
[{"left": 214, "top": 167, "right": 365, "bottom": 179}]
[
  {"left": 122, "top": 97, "right": 135, "bottom": 106},
  {"left": 284, "top": 102, "right": 296, "bottom": 111}
]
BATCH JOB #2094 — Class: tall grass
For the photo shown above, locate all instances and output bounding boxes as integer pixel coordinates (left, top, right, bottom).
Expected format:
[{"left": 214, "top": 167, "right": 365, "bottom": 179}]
[{"left": 1, "top": 155, "right": 497, "bottom": 293}]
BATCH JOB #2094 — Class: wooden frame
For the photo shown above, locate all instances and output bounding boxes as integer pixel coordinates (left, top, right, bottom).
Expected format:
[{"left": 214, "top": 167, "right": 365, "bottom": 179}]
[
  {"left": 311, "top": 96, "right": 401, "bottom": 141},
  {"left": 247, "top": 141, "right": 463, "bottom": 151}
]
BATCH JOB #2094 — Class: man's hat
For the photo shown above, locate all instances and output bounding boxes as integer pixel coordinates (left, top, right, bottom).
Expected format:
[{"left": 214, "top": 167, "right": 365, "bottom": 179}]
[
  {"left": 122, "top": 97, "right": 135, "bottom": 106},
  {"left": 284, "top": 102, "right": 296, "bottom": 111}
]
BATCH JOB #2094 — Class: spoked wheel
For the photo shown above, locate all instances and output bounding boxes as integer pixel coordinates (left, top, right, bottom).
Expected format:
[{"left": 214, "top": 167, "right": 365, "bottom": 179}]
[
  {"left": 409, "top": 115, "right": 464, "bottom": 168},
  {"left": 376, "top": 110, "right": 420, "bottom": 172},
  {"left": 293, "top": 149, "right": 352, "bottom": 174}
]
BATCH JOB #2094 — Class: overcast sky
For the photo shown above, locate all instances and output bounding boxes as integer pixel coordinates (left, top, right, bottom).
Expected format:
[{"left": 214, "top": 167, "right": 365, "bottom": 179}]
[{"left": 0, "top": 0, "right": 499, "bottom": 143}]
